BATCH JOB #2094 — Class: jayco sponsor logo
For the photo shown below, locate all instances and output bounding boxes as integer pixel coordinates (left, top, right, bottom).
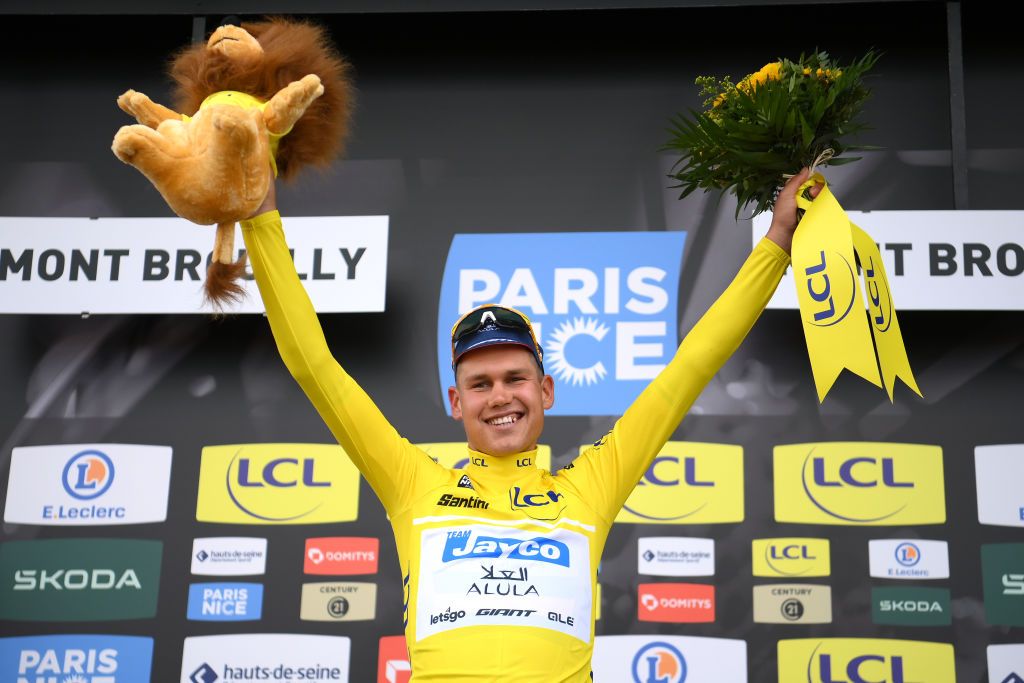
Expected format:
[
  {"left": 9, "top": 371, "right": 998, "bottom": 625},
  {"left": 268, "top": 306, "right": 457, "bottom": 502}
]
[
  {"left": 0, "top": 634, "right": 153, "bottom": 683},
  {"left": 437, "top": 231, "right": 686, "bottom": 415},
  {"left": 773, "top": 442, "right": 946, "bottom": 525},
  {"left": 637, "top": 537, "right": 714, "bottom": 577},
  {"left": 441, "top": 529, "right": 570, "bottom": 567},
  {"left": 612, "top": 442, "right": 744, "bottom": 524},
  {"left": 191, "top": 538, "right": 267, "bottom": 576},
  {"left": 868, "top": 539, "right": 949, "bottom": 580},
  {"left": 196, "top": 444, "right": 360, "bottom": 525},
  {"left": 777, "top": 638, "right": 956, "bottom": 683},
  {"left": 0, "top": 539, "right": 161, "bottom": 621},
  {"left": 4, "top": 444, "right": 172, "bottom": 526},
  {"left": 187, "top": 583, "right": 263, "bottom": 621},
  {"left": 975, "top": 444, "right": 1024, "bottom": 527},
  {"left": 592, "top": 635, "right": 747, "bottom": 682},
  {"left": 180, "top": 634, "right": 350, "bottom": 683}
]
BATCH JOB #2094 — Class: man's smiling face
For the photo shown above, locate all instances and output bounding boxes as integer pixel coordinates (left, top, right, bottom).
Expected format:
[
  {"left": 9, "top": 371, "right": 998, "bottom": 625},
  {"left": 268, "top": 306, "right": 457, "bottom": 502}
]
[{"left": 448, "top": 345, "right": 554, "bottom": 456}]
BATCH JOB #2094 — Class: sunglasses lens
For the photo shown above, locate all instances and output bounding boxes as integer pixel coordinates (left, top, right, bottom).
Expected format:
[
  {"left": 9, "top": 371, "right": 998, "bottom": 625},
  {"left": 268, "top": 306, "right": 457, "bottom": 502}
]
[{"left": 452, "top": 307, "right": 530, "bottom": 342}]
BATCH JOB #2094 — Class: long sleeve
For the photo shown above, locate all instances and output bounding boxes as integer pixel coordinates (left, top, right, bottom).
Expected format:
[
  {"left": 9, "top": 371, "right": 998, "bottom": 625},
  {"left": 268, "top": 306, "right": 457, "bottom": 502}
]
[
  {"left": 240, "top": 210, "right": 447, "bottom": 515},
  {"left": 558, "top": 237, "right": 791, "bottom": 522}
]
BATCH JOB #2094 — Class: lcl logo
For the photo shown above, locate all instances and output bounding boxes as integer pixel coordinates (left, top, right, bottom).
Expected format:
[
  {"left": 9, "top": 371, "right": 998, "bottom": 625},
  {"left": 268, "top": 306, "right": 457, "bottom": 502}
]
[
  {"left": 636, "top": 456, "right": 713, "bottom": 488},
  {"left": 803, "top": 250, "right": 856, "bottom": 327}
]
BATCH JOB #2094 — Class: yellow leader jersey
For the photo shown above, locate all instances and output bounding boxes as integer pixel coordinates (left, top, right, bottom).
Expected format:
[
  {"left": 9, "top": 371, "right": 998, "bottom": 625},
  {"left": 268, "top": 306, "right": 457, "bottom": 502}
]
[{"left": 241, "top": 211, "right": 790, "bottom": 682}]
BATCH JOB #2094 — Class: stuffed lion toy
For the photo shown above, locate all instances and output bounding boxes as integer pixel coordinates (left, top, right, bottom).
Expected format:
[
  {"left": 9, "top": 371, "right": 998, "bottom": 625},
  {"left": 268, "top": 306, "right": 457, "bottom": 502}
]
[{"left": 112, "top": 16, "right": 354, "bottom": 307}]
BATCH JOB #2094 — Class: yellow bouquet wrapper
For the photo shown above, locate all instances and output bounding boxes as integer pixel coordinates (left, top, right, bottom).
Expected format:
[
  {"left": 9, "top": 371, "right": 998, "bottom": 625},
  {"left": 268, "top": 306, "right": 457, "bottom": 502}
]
[{"left": 791, "top": 174, "right": 921, "bottom": 402}]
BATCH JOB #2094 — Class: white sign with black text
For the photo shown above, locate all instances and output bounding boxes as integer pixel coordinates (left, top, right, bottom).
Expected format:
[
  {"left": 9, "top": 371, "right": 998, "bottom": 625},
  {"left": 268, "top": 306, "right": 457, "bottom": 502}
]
[
  {"left": 753, "top": 210, "right": 1024, "bottom": 310},
  {"left": 868, "top": 539, "right": 950, "bottom": 580},
  {"left": 637, "top": 537, "right": 714, "bottom": 577},
  {"left": 180, "top": 634, "right": 350, "bottom": 683},
  {"left": 0, "top": 216, "right": 388, "bottom": 314},
  {"left": 191, "top": 537, "right": 268, "bottom": 576}
]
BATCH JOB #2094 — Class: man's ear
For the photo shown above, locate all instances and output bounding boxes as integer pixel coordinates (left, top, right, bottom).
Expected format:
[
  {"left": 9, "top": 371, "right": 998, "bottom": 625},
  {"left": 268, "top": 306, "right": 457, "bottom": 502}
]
[
  {"left": 541, "top": 374, "right": 554, "bottom": 410},
  {"left": 448, "top": 385, "right": 463, "bottom": 420}
]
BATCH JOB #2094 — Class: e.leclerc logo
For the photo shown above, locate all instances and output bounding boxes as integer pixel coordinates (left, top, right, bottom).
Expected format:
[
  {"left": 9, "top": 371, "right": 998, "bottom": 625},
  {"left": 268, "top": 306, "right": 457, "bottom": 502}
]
[
  {"left": 195, "top": 444, "right": 360, "bottom": 524},
  {"left": 0, "top": 539, "right": 161, "bottom": 621},
  {"left": 0, "top": 634, "right": 153, "bottom": 682},
  {"left": 777, "top": 638, "right": 955, "bottom": 683},
  {"left": 868, "top": 539, "right": 949, "bottom": 579},
  {"left": 607, "top": 442, "right": 743, "bottom": 524},
  {"left": 592, "top": 635, "right": 747, "bottom": 682},
  {"left": 773, "top": 443, "right": 946, "bottom": 525},
  {"left": 437, "top": 231, "right": 686, "bottom": 415},
  {"left": 4, "top": 444, "right": 172, "bottom": 525}
]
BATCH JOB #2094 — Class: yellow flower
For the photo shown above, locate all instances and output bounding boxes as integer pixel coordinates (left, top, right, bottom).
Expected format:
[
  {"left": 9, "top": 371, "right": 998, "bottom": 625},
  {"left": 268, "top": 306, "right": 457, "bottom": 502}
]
[
  {"left": 740, "top": 62, "right": 782, "bottom": 93},
  {"left": 712, "top": 92, "right": 728, "bottom": 108}
]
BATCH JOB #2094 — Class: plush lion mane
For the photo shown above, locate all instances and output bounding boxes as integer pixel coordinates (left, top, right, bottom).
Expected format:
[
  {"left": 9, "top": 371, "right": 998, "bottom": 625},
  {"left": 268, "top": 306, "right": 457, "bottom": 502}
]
[{"left": 169, "top": 16, "right": 354, "bottom": 181}]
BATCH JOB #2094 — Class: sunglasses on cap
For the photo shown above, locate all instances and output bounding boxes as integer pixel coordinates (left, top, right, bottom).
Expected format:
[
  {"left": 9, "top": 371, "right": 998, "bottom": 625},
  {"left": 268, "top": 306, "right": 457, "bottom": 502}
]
[{"left": 450, "top": 304, "right": 544, "bottom": 370}]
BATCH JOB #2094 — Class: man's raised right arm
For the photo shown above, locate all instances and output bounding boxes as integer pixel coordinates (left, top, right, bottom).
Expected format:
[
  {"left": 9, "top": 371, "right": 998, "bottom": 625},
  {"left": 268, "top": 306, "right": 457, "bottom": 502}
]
[{"left": 239, "top": 190, "right": 446, "bottom": 514}]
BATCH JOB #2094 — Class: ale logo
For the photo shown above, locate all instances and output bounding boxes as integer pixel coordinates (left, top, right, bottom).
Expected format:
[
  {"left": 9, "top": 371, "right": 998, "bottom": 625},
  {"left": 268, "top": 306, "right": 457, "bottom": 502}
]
[
  {"left": 0, "top": 539, "right": 161, "bottom": 621},
  {"left": 981, "top": 543, "right": 1024, "bottom": 626},
  {"left": 778, "top": 638, "right": 955, "bottom": 683},
  {"left": 801, "top": 250, "right": 858, "bottom": 328},
  {"left": 416, "top": 443, "right": 551, "bottom": 471},
  {"left": 774, "top": 443, "right": 946, "bottom": 525},
  {"left": 609, "top": 442, "right": 743, "bottom": 524},
  {"left": 631, "top": 641, "right": 686, "bottom": 683},
  {"left": 752, "top": 538, "right": 831, "bottom": 577},
  {"left": 196, "top": 444, "right": 360, "bottom": 524},
  {"left": 62, "top": 450, "right": 114, "bottom": 499},
  {"left": 437, "top": 231, "right": 686, "bottom": 415},
  {"left": 0, "top": 634, "right": 154, "bottom": 682}
]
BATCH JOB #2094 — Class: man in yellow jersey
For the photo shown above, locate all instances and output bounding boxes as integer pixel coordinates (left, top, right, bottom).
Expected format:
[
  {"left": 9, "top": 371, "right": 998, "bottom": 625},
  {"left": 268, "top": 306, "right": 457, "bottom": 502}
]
[{"left": 240, "top": 169, "right": 818, "bottom": 682}]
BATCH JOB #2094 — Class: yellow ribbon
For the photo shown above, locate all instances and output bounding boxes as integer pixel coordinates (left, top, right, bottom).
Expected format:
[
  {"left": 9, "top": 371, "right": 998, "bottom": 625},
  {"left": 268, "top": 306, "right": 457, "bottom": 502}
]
[{"left": 791, "top": 174, "right": 921, "bottom": 402}]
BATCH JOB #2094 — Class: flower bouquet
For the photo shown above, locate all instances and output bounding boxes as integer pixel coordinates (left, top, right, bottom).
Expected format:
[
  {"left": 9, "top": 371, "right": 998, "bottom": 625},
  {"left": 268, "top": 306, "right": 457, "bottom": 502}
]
[{"left": 664, "top": 50, "right": 920, "bottom": 401}]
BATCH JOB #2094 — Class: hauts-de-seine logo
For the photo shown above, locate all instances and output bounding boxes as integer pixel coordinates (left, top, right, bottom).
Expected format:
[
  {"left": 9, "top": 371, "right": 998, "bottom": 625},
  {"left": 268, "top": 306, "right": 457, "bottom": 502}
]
[
  {"left": 774, "top": 443, "right": 946, "bottom": 525},
  {"left": 196, "top": 444, "right": 360, "bottom": 524},
  {"left": 437, "top": 231, "right": 686, "bottom": 415},
  {"left": 611, "top": 442, "right": 743, "bottom": 525},
  {"left": 777, "top": 638, "right": 956, "bottom": 683}
]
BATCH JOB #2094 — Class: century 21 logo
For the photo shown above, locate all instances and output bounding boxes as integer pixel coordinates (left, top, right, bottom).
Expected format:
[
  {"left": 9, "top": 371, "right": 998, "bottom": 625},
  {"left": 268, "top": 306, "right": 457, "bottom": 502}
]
[
  {"left": 196, "top": 444, "right": 360, "bottom": 524},
  {"left": 611, "top": 442, "right": 743, "bottom": 525},
  {"left": 778, "top": 638, "right": 956, "bottom": 683},
  {"left": 774, "top": 443, "right": 946, "bottom": 526}
]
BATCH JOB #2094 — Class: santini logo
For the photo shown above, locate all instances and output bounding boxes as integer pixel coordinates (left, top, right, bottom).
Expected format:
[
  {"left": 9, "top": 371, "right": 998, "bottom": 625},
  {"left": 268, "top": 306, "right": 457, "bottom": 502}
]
[
  {"left": 437, "top": 231, "right": 686, "bottom": 415},
  {"left": 774, "top": 443, "right": 946, "bottom": 525},
  {"left": 196, "top": 444, "right": 360, "bottom": 525}
]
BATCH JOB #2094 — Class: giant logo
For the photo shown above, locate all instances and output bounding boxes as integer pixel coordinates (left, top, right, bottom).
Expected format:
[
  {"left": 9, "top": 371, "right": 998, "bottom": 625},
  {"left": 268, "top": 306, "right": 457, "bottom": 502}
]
[
  {"left": 195, "top": 444, "right": 360, "bottom": 524},
  {"left": 0, "top": 634, "right": 153, "bottom": 683},
  {"left": 774, "top": 443, "right": 946, "bottom": 525},
  {"left": 592, "top": 635, "right": 747, "bottom": 682},
  {"left": 975, "top": 444, "right": 1024, "bottom": 528},
  {"left": 609, "top": 442, "right": 743, "bottom": 524},
  {"left": 777, "top": 638, "right": 955, "bottom": 682},
  {"left": 752, "top": 538, "right": 831, "bottom": 578},
  {"left": 416, "top": 442, "right": 552, "bottom": 471},
  {"left": 180, "top": 634, "right": 350, "bottom": 683},
  {"left": 982, "top": 543, "right": 1024, "bottom": 626},
  {"left": 4, "top": 444, "right": 172, "bottom": 526},
  {"left": 437, "top": 231, "right": 686, "bottom": 415},
  {"left": 0, "top": 539, "right": 161, "bottom": 621}
]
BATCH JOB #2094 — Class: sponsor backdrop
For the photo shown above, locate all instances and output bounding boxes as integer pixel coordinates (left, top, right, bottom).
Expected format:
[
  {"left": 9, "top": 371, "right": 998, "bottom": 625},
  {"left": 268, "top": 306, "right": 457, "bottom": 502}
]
[{"left": 1, "top": 3, "right": 1022, "bottom": 682}]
